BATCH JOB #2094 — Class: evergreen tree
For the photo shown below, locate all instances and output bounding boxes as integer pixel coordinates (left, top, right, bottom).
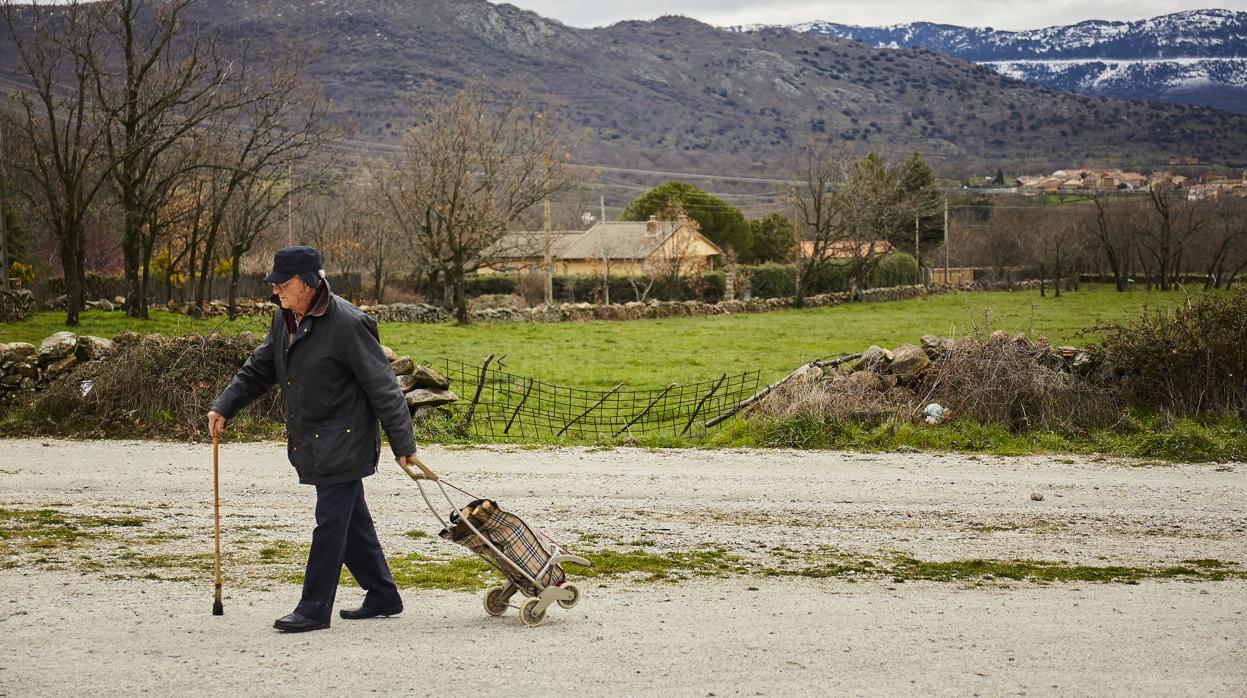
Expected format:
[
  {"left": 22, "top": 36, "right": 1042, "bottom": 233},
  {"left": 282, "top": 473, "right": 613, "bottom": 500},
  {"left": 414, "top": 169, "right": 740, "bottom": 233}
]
[{"left": 620, "top": 181, "right": 754, "bottom": 261}]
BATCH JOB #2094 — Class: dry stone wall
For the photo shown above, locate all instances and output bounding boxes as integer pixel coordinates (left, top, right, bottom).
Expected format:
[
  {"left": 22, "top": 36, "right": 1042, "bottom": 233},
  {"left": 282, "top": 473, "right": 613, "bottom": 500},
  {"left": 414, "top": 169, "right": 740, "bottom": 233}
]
[{"left": 1, "top": 330, "right": 458, "bottom": 418}]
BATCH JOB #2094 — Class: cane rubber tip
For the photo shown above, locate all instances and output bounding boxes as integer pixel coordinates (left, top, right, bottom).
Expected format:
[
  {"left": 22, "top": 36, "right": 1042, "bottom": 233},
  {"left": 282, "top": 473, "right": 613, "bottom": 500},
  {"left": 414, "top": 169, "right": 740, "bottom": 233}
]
[{"left": 213, "top": 601, "right": 224, "bottom": 616}]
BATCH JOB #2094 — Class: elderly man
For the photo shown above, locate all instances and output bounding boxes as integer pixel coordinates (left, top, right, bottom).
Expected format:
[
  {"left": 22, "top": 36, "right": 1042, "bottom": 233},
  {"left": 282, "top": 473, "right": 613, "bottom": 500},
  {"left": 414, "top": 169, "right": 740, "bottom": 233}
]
[{"left": 207, "top": 245, "right": 417, "bottom": 633}]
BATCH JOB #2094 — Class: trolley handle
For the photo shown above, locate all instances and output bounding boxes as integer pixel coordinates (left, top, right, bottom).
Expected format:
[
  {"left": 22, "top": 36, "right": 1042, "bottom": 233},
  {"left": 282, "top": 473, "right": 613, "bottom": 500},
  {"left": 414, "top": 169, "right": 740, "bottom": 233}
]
[{"left": 398, "top": 454, "right": 439, "bottom": 481}]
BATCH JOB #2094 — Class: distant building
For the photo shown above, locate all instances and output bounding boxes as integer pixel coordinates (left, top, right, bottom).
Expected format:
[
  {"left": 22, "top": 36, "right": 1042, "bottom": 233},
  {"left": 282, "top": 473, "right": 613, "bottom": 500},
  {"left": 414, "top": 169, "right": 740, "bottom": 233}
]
[
  {"left": 799, "top": 240, "right": 896, "bottom": 260},
  {"left": 482, "top": 216, "right": 722, "bottom": 276}
]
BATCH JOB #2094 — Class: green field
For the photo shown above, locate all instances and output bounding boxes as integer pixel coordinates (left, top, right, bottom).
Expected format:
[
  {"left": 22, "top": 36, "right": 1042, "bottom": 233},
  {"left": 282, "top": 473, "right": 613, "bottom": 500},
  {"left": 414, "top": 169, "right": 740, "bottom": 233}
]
[{"left": 0, "top": 285, "right": 1207, "bottom": 390}]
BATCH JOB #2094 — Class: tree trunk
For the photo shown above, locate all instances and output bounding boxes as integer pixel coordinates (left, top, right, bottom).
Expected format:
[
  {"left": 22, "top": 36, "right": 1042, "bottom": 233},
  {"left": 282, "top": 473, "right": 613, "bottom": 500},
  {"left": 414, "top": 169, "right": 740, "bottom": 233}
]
[
  {"left": 228, "top": 253, "right": 242, "bottom": 320},
  {"left": 121, "top": 208, "right": 142, "bottom": 317},
  {"left": 453, "top": 270, "right": 468, "bottom": 324},
  {"left": 60, "top": 222, "right": 86, "bottom": 326}
]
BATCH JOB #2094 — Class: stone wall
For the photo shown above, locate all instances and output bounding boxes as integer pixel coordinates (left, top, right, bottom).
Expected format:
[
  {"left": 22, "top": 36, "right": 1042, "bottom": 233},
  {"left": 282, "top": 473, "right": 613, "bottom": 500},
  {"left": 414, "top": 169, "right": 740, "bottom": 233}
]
[
  {"left": 359, "top": 280, "right": 1046, "bottom": 325},
  {"left": 0, "top": 331, "right": 115, "bottom": 408},
  {"left": 1, "top": 330, "right": 458, "bottom": 417},
  {"left": 0, "top": 289, "right": 35, "bottom": 323}
]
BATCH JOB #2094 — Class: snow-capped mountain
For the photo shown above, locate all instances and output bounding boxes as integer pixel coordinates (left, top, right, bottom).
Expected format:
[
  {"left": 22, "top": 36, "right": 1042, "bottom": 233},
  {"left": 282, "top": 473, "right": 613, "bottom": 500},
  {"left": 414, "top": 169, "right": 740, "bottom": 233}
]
[{"left": 734, "top": 9, "right": 1247, "bottom": 113}]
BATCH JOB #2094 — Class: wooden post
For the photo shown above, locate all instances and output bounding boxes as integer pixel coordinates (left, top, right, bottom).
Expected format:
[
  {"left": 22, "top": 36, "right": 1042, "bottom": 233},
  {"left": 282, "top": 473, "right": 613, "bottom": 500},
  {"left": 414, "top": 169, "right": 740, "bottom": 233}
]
[
  {"left": 557, "top": 382, "right": 623, "bottom": 437},
  {"left": 503, "top": 377, "right": 534, "bottom": 434},
  {"left": 462, "top": 353, "right": 496, "bottom": 429},
  {"left": 614, "top": 383, "right": 676, "bottom": 438},
  {"left": 682, "top": 373, "right": 727, "bottom": 435},
  {"left": 708, "top": 361, "right": 823, "bottom": 428},
  {"left": 943, "top": 195, "right": 950, "bottom": 285},
  {"left": 543, "top": 153, "right": 553, "bottom": 305}
]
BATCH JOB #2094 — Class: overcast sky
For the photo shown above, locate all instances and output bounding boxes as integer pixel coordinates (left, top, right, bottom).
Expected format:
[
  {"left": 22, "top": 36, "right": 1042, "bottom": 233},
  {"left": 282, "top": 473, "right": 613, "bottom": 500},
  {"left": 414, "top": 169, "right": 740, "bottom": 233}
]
[{"left": 503, "top": 1, "right": 1246, "bottom": 30}]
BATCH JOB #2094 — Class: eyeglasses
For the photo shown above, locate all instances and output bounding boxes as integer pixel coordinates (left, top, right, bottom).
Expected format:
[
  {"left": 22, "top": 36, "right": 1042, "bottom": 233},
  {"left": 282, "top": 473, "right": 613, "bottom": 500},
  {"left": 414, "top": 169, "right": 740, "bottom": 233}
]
[{"left": 271, "top": 278, "right": 296, "bottom": 292}]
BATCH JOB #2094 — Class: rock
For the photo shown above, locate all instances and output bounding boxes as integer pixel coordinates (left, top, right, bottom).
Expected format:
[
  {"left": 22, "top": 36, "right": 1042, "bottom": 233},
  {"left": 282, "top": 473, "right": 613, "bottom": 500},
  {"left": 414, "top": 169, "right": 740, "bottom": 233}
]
[
  {"left": 0, "top": 343, "right": 16, "bottom": 364},
  {"left": 885, "top": 344, "right": 929, "bottom": 379},
  {"left": 112, "top": 331, "right": 142, "bottom": 347},
  {"left": 1057, "top": 346, "right": 1078, "bottom": 359},
  {"left": 878, "top": 373, "right": 899, "bottom": 391},
  {"left": 186, "top": 303, "right": 204, "bottom": 319},
  {"left": 919, "top": 334, "right": 941, "bottom": 357},
  {"left": 166, "top": 300, "right": 179, "bottom": 312},
  {"left": 791, "top": 363, "right": 823, "bottom": 382},
  {"left": 987, "top": 330, "right": 1010, "bottom": 345},
  {"left": 44, "top": 355, "right": 78, "bottom": 376},
  {"left": 855, "top": 345, "right": 888, "bottom": 372},
  {"left": 380, "top": 345, "right": 398, "bottom": 363},
  {"left": 78, "top": 336, "right": 115, "bottom": 360},
  {"left": 113, "top": 296, "right": 126, "bottom": 306},
  {"left": 845, "top": 371, "right": 882, "bottom": 392},
  {"left": 404, "top": 388, "right": 458, "bottom": 408},
  {"left": 96, "top": 298, "right": 115, "bottom": 312},
  {"left": 0, "top": 373, "right": 21, "bottom": 386},
  {"left": 410, "top": 364, "right": 451, "bottom": 390},
  {"left": 1071, "top": 352, "right": 1095, "bottom": 375},
  {"left": 391, "top": 356, "right": 414, "bottom": 376},
  {"left": 39, "top": 331, "right": 78, "bottom": 361},
  {"left": 1011, "top": 333, "right": 1032, "bottom": 350},
  {"left": 1030, "top": 492, "right": 1045, "bottom": 502},
  {"left": 397, "top": 374, "right": 416, "bottom": 392}
]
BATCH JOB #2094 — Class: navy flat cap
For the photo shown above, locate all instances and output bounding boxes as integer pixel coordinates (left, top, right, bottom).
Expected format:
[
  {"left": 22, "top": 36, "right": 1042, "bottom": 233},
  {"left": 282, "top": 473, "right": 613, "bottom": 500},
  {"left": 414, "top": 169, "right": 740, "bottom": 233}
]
[{"left": 263, "top": 245, "right": 323, "bottom": 284}]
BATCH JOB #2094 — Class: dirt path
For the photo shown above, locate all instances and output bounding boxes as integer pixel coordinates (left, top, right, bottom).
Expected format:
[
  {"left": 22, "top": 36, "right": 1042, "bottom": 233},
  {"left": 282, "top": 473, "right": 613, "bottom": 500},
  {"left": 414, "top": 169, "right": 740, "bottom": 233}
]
[{"left": 1, "top": 439, "right": 1244, "bottom": 696}]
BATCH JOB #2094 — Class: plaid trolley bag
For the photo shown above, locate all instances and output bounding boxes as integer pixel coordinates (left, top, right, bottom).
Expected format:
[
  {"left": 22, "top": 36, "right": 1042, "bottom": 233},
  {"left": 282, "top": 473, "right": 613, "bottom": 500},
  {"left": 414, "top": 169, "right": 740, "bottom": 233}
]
[{"left": 399, "top": 456, "right": 590, "bottom": 626}]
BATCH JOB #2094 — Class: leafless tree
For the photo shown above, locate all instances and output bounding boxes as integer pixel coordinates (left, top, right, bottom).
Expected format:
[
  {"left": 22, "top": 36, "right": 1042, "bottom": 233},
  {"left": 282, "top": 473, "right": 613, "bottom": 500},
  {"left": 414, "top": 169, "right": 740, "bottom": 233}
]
[
  {"left": 1141, "top": 179, "right": 1205, "bottom": 290},
  {"left": 787, "top": 141, "right": 848, "bottom": 307},
  {"left": 1013, "top": 205, "right": 1089, "bottom": 297},
  {"left": 1, "top": 1, "right": 113, "bottom": 325},
  {"left": 1193, "top": 197, "right": 1247, "bottom": 290},
  {"left": 382, "top": 87, "right": 576, "bottom": 323},
  {"left": 88, "top": 0, "right": 239, "bottom": 317},
  {"left": 189, "top": 48, "right": 333, "bottom": 309}
]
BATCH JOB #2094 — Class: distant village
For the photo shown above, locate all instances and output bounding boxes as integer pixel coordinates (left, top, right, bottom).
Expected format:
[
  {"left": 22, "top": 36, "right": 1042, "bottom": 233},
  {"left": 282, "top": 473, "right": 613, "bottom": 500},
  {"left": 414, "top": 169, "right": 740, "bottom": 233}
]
[{"left": 1011, "top": 167, "right": 1247, "bottom": 201}]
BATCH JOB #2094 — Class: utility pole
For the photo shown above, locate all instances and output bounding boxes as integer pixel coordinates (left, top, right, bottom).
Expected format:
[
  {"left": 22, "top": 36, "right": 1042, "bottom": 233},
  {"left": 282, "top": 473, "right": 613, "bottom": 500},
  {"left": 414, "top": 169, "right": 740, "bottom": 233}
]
[
  {"left": 286, "top": 164, "right": 294, "bottom": 246},
  {"left": 914, "top": 214, "right": 921, "bottom": 286},
  {"left": 0, "top": 126, "right": 9, "bottom": 291},
  {"left": 543, "top": 152, "right": 553, "bottom": 305},
  {"left": 943, "top": 195, "right": 950, "bottom": 285}
]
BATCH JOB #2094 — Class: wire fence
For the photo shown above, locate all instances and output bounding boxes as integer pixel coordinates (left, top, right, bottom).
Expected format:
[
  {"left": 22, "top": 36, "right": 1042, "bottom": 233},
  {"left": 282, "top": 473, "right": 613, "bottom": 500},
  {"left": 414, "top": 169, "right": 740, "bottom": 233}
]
[{"left": 434, "top": 356, "right": 761, "bottom": 441}]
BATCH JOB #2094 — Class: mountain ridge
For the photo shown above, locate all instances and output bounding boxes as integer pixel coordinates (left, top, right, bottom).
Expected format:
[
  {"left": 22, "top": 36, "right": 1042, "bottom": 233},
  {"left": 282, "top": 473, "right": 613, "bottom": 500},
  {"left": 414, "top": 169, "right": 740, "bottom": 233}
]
[{"left": 735, "top": 9, "right": 1247, "bottom": 113}]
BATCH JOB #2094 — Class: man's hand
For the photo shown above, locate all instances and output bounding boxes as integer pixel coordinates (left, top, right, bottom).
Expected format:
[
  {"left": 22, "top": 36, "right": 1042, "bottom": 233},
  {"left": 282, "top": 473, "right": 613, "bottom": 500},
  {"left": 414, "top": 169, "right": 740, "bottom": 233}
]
[
  {"left": 396, "top": 453, "right": 437, "bottom": 480},
  {"left": 207, "top": 411, "right": 227, "bottom": 438}
]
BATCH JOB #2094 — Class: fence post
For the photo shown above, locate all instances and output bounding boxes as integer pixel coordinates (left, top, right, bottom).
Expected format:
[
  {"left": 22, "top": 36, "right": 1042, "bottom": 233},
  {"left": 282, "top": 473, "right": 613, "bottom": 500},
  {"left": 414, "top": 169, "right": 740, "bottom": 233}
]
[
  {"left": 557, "top": 382, "right": 623, "bottom": 437},
  {"left": 462, "top": 353, "right": 496, "bottom": 429},
  {"left": 503, "top": 377, "right": 535, "bottom": 434},
  {"left": 682, "top": 373, "right": 727, "bottom": 435},
  {"left": 614, "top": 383, "right": 677, "bottom": 438}
]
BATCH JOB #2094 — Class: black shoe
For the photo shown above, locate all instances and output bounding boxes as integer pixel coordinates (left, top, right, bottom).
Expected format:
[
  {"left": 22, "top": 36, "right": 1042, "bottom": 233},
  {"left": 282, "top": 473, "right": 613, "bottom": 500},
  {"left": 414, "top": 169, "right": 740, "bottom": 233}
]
[
  {"left": 273, "top": 612, "right": 330, "bottom": 632},
  {"left": 339, "top": 603, "right": 403, "bottom": 620}
]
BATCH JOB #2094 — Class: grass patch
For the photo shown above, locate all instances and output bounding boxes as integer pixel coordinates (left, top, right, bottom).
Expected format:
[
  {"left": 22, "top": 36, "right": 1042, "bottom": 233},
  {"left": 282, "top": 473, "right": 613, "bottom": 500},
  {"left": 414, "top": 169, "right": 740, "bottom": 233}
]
[
  {"left": 707, "top": 414, "right": 1247, "bottom": 462},
  {"left": 0, "top": 508, "right": 145, "bottom": 551},
  {"left": 889, "top": 557, "right": 1245, "bottom": 584},
  {"left": 1, "top": 286, "right": 1203, "bottom": 390}
]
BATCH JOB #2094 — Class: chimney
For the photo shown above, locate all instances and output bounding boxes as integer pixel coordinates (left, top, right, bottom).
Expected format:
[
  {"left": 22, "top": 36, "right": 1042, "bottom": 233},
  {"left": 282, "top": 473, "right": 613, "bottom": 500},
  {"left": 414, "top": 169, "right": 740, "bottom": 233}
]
[{"left": 646, "top": 215, "right": 658, "bottom": 237}]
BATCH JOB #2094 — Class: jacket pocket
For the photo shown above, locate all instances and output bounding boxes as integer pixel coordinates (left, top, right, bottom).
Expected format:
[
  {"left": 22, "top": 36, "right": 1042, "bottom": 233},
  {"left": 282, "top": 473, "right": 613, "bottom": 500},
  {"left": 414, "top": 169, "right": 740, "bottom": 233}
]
[{"left": 309, "top": 420, "right": 368, "bottom": 476}]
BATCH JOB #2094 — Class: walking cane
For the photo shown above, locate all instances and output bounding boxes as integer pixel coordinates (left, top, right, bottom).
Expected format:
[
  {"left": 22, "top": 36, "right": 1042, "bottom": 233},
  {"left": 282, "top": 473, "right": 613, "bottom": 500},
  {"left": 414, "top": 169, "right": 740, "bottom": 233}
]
[{"left": 212, "top": 430, "right": 224, "bottom": 616}]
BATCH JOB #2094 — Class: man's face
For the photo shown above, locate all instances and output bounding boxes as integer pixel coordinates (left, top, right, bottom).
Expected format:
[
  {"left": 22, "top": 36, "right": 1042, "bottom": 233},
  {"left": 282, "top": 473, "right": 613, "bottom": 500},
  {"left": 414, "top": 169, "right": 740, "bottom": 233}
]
[{"left": 272, "top": 276, "right": 316, "bottom": 311}]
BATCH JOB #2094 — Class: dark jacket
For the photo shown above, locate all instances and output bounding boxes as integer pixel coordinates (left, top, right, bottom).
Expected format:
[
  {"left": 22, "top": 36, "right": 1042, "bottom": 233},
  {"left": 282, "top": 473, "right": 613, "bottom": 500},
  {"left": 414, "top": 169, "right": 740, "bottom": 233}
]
[{"left": 211, "top": 284, "right": 417, "bottom": 485}]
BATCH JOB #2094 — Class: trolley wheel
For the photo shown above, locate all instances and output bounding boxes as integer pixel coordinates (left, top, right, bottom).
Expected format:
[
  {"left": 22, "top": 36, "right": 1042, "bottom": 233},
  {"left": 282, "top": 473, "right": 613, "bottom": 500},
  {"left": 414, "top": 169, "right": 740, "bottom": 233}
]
[
  {"left": 557, "top": 583, "right": 580, "bottom": 609},
  {"left": 518, "top": 597, "right": 546, "bottom": 627},
  {"left": 483, "top": 586, "right": 509, "bottom": 617}
]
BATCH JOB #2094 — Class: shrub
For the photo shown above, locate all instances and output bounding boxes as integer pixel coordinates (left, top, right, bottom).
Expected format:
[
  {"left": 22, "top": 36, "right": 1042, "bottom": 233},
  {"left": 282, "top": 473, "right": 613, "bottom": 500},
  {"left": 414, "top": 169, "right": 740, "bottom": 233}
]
[
  {"left": 744, "top": 264, "right": 795, "bottom": 298},
  {"left": 3, "top": 333, "right": 284, "bottom": 440},
  {"left": 916, "top": 336, "right": 1119, "bottom": 432},
  {"left": 1091, "top": 289, "right": 1247, "bottom": 416},
  {"left": 463, "top": 274, "right": 516, "bottom": 297}
]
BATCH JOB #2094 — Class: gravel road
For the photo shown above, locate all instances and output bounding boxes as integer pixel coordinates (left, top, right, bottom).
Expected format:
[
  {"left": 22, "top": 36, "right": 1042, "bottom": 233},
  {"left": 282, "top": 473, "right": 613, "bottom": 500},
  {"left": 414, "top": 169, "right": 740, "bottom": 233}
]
[{"left": 1, "top": 438, "right": 1244, "bottom": 696}]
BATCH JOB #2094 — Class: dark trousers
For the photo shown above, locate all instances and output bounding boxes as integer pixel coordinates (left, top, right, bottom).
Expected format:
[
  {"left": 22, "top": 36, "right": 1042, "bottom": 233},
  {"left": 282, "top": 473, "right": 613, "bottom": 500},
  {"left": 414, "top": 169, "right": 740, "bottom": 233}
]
[{"left": 294, "top": 479, "right": 401, "bottom": 622}]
